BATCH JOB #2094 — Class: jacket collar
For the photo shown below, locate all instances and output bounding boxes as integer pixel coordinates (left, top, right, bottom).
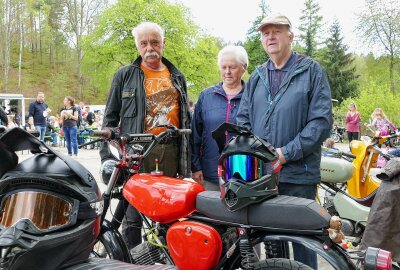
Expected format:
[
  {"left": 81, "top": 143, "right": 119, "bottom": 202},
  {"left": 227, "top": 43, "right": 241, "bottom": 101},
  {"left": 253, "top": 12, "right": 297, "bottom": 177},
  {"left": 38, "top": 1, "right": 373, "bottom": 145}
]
[{"left": 213, "top": 81, "right": 245, "bottom": 99}]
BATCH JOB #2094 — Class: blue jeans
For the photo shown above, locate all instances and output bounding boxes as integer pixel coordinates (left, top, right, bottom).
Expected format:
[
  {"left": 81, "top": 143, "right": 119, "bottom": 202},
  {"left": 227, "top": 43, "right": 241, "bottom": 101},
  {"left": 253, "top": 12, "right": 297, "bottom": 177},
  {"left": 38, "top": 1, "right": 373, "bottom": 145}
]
[
  {"left": 388, "top": 148, "right": 400, "bottom": 157},
  {"left": 50, "top": 132, "right": 58, "bottom": 145},
  {"left": 63, "top": 126, "right": 78, "bottom": 156},
  {"left": 278, "top": 182, "right": 318, "bottom": 269},
  {"left": 35, "top": 125, "right": 46, "bottom": 142}
]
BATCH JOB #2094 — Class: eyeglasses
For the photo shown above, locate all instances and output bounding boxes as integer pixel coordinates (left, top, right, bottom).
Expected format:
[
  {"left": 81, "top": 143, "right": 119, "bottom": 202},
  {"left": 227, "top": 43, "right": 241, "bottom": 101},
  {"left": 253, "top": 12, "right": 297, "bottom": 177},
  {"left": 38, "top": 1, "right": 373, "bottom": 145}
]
[
  {"left": 0, "top": 191, "right": 78, "bottom": 233},
  {"left": 221, "top": 154, "right": 267, "bottom": 182}
]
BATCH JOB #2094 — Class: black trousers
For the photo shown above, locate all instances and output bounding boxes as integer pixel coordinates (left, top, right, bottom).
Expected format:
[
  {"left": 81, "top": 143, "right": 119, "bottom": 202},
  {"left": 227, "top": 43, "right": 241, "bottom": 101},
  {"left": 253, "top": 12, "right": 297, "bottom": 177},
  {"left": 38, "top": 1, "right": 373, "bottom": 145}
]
[
  {"left": 122, "top": 143, "right": 179, "bottom": 249},
  {"left": 274, "top": 182, "right": 318, "bottom": 270},
  {"left": 347, "top": 131, "right": 359, "bottom": 143}
]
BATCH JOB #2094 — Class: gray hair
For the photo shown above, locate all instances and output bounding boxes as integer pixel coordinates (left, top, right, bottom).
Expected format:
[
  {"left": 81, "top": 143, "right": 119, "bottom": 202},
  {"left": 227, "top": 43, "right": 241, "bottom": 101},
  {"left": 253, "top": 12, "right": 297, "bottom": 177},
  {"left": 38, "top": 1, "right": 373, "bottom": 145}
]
[
  {"left": 217, "top": 45, "right": 249, "bottom": 68},
  {"left": 132, "top": 22, "right": 165, "bottom": 45}
]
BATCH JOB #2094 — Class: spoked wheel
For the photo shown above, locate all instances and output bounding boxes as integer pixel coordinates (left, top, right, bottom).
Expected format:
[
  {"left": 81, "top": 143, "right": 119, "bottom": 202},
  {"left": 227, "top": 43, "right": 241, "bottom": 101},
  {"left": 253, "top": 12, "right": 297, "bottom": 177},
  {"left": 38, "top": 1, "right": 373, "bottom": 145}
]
[
  {"left": 90, "top": 225, "right": 131, "bottom": 263},
  {"left": 330, "top": 133, "right": 341, "bottom": 143},
  {"left": 254, "top": 258, "right": 312, "bottom": 270},
  {"left": 389, "top": 137, "right": 400, "bottom": 148},
  {"left": 91, "top": 234, "right": 115, "bottom": 259}
]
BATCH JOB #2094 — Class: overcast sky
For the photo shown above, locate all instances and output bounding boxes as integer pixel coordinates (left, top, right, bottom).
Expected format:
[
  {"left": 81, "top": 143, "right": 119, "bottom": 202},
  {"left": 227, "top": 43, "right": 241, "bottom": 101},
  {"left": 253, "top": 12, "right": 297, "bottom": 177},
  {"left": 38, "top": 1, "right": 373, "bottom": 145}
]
[{"left": 174, "top": 0, "right": 367, "bottom": 54}]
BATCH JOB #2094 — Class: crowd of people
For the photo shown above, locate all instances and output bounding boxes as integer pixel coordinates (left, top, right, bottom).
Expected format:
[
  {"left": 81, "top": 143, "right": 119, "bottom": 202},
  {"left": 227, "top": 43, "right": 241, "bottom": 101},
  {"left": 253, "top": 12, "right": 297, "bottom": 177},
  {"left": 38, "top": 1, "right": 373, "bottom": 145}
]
[{"left": 1, "top": 91, "right": 104, "bottom": 157}]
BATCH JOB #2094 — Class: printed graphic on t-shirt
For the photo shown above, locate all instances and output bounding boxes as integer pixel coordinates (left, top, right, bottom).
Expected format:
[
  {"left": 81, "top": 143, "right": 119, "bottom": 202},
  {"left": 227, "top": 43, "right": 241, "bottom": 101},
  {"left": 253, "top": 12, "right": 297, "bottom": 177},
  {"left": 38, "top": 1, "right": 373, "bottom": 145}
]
[{"left": 142, "top": 65, "right": 180, "bottom": 135}]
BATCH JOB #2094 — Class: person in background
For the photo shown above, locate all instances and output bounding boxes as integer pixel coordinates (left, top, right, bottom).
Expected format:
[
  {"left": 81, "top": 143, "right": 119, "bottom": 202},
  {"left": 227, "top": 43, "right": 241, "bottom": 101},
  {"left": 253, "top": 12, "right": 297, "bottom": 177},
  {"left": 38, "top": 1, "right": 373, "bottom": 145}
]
[
  {"left": 368, "top": 107, "right": 396, "bottom": 137},
  {"left": 85, "top": 106, "right": 96, "bottom": 126},
  {"left": 191, "top": 45, "right": 248, "bottom": 190},
  {"left": 345, "top": 102, "right": 361, "bottom": 143},
  {"left": 188, "top": 100, "right": 195, "bottom": 120},
  {"left": 11, "top": 108, "right": 21, "bottom": 127},
  {"left": 100, "top": 21, "right": 190, "bottom": 250},
  {"left": 28, "top": 92, "right": 51, "bottom": 141},
  {"left": 60, "top": 96, "right": 79, "bottom": 157},
  {"left": 47, "top": 116, "right": 60, "bottom": 147},
  {"left": 236, "top": 14, "right": 332, "bottom": 269},
  {"left": 0, "top": 106, "right": 7, "bottom": 126}
]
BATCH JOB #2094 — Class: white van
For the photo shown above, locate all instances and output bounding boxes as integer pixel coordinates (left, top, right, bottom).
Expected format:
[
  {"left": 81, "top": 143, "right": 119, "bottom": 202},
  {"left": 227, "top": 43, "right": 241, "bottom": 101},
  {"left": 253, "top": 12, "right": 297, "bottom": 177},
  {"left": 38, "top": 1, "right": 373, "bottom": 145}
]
[{"left": 0, "top": 93, "right": 34, "bottom": 127}]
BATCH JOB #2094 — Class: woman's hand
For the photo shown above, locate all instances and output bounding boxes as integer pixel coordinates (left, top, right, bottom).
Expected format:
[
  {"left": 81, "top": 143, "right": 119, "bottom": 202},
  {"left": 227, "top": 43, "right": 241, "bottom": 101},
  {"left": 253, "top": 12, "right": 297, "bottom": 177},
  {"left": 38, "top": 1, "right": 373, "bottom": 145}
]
[{"left": 192, "top": 170, "right": 204, "bottom": 185}]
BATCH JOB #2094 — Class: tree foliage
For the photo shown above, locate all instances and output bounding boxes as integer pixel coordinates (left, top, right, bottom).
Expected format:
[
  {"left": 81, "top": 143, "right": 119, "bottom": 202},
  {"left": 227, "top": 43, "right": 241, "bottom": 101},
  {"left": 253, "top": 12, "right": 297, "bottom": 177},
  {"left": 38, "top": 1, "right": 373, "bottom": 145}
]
[
  {"left": 298, "top": 0, "right": 323, "bottom": 58},
  {"left": 82, "top": 0, "right": 221, "bottom": 103},
  {"left": 320, "top": 20, "right": 358, "bottom": 103},
  {"left": 356, "top": 0, "right": 400, "bottom": 94},
  {"left": 337, "top": 79, "right": 400, "bottom": 130},
  {"left": 243, "top": 0, "right": 269, "bottom": 74}
]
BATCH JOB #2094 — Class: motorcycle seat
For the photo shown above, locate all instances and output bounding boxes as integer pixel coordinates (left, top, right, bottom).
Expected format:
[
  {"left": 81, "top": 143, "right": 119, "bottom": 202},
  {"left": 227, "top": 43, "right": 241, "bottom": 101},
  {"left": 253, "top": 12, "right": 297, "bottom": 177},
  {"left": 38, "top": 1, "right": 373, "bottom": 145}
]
[
  {"left": 196, "top": 191, "right": 330, "bottom": 230},
  {"left": 65, "top": 258, "right": 177, "bottom": 270}
]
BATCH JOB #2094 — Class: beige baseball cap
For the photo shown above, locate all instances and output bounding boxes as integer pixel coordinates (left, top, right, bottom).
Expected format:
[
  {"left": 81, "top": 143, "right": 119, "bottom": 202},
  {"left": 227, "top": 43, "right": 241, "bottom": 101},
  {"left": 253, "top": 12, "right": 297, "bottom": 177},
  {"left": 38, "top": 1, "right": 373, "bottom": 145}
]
[{"left": 258, "top": 14, "right": 292, "bottom": 31}]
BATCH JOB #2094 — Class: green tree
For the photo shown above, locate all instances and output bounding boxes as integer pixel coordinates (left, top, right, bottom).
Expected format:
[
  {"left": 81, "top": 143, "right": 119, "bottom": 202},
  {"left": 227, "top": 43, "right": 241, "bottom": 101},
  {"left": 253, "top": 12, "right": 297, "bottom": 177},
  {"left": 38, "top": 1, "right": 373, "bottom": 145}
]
[
  {"left": 243, "top": 0, "right": 269, "bottom": 74},
  {"left": 299, "top": 0, "right": 323, "bottom": 58},
  {"left": 356, "top": 0, "right": 400, "bottom": 94},
  {"left": 82, "top": 0, "right": 220, "bottom": 102},
  {"left": 320, "top": 20, "right": 358, "bottom": 103}
]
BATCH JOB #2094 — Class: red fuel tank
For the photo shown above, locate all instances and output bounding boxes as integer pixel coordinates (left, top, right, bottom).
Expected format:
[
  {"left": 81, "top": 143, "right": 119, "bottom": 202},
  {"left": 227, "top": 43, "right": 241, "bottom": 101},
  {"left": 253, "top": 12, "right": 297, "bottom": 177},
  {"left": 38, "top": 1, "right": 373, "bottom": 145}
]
[
  {"left": 166, "top": 221, "right": 222, "bottom": 270},
  {"left": 123, "top": 174, "right": 205, "bottom": 223}
]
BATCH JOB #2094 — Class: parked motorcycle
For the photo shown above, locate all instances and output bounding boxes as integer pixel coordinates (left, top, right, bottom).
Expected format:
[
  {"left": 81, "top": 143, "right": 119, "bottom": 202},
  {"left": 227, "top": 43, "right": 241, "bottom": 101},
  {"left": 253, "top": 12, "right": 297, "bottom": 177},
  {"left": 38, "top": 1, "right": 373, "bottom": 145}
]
[
  {"left": 84, "top": 123, "right": 393, "bottom": 270},
  {"left": 0, "top": 127, "right": 176, "bottom": 270},
  {"left": 330, "top": 124, "right": 345, "bottom": 143},
  {"left": 319, "top": 132, "right": 397, "bottom": 240},
  {"left": 342, "top": 132, "right": 399, "bottom": 199}
]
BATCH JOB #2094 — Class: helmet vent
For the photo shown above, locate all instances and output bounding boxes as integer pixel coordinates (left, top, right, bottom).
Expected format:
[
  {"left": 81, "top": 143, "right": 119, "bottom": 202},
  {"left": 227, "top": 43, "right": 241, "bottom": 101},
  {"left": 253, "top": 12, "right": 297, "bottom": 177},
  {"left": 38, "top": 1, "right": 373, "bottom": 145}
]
[
  {"left": 0, "top": 177, "right": 85, "bottom": 201},
  {"left": 225, "top": 190, "right": 238, "bottom": 207}
]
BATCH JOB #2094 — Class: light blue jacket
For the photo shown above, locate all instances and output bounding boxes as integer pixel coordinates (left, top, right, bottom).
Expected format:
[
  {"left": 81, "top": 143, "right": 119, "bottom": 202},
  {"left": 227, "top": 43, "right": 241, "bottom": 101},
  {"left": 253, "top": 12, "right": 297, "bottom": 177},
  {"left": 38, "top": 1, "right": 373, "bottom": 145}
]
[{"left": 237, "top": 53, "right": 332, "bottom": 185}]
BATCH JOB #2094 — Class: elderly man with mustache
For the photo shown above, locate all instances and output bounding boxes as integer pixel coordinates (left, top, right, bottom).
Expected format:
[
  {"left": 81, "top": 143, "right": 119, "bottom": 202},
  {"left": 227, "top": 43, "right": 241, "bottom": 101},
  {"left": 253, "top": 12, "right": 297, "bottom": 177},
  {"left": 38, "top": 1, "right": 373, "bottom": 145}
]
[{"left": 101, "top": 21, "right": 191, "bottom": 250}]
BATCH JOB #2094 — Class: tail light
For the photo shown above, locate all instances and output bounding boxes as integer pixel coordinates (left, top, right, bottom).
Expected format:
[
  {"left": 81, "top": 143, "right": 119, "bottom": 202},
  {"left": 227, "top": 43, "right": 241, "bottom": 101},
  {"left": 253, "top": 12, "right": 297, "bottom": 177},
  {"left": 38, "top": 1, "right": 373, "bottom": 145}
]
[{"left": 364, "top": 247, "right": 392, "bottom": 270}]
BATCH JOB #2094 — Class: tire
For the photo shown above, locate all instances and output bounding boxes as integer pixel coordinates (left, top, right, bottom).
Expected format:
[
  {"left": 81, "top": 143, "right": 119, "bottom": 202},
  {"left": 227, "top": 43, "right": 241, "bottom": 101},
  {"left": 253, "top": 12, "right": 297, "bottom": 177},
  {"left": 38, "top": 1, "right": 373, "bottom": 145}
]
[
  {"left": 254, "top": 258, "right": 313, "bottom": 270},
  {"left": 90, "top": 224, "right": 131, "bottom": 263},
  {"left": 330, "top": 133, "right": 341, "bottom": 143},
  {"left": 91, "top": 233, "right": 116, "bottom": 259},
  {"left": 389, "top": 137, "right": 400, "bottom": 148}
]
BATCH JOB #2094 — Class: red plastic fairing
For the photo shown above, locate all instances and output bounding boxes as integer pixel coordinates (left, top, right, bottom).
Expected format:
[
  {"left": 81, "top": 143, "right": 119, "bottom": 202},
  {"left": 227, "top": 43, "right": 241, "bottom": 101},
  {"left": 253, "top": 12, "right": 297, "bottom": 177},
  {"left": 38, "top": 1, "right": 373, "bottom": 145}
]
[
  {"left": 122, "top": 174, "right": 205, "bottom": 223},
  {"left": 166, "top": 221, "right": 222, "bottom": 270}
]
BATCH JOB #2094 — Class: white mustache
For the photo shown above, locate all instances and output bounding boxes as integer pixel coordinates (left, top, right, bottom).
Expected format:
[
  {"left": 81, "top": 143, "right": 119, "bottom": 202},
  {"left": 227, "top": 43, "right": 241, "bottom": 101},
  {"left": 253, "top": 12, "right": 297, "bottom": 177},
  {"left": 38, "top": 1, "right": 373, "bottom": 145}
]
[{"left": 144, "top": 51, "right": 160, "bottom": 59}]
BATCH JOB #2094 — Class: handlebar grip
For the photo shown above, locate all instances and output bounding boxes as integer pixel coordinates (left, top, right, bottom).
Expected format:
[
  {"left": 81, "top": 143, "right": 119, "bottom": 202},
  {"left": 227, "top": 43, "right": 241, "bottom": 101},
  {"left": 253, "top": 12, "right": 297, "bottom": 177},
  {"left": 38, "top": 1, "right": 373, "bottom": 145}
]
[
  {"left": 89, "top": 130, "right": 110, "bottom": 137},
  {"left": 342, "top": 152, "right": 356, "bottom": 159},
  {"left": 177, "top": 129, "right": 192, "bottom": 135}
]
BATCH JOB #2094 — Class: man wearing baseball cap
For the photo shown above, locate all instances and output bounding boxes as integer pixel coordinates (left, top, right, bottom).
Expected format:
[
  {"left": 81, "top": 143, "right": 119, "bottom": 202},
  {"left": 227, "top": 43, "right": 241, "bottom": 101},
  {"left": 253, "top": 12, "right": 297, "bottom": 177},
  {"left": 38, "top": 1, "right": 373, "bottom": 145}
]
[{"left": 237, "top": 14, "right": 332, "bottom": 269}]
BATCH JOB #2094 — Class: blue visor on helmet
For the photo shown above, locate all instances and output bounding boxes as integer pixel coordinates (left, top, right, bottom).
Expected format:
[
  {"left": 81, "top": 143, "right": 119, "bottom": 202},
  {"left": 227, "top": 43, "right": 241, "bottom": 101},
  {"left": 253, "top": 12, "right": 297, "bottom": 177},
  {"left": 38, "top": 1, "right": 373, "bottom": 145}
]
[{"left": 222, "top": 154, "right": 267, "bottom": 182}]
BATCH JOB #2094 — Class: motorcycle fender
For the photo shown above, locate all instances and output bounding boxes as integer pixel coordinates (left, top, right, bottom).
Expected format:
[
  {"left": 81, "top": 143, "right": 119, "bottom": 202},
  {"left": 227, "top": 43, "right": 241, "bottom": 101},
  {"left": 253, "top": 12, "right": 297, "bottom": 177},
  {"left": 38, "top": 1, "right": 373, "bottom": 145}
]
[
  {"left": 100, "top": 220, "right": 132, "bottom": 263},
  {"left": 333, "top": 192, "right": 369, "bottom": 224},
  {"left": 259, "top": 234, "right": 356, "bottom": 270}
]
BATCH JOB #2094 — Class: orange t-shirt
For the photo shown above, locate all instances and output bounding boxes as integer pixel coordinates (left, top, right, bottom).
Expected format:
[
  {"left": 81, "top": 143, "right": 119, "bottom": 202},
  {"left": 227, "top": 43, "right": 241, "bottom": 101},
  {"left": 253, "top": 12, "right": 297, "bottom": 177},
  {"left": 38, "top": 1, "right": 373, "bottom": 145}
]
[{"left": 141, "top": 64, "right": 181, "bottom": 135}]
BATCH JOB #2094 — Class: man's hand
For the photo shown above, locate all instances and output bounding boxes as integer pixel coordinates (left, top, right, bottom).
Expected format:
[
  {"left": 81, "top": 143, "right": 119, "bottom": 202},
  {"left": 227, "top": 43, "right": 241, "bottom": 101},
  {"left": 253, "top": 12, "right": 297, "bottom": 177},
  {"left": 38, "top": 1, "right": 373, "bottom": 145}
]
[
  {"left": 101, "top": 128, "right": 112, "bottom": 140},
  {"left": 276, "top": 148, "right": 287, "bottom": 165},
  {"left": 192, "top": 170, "right": 204, "bottom": 184}
]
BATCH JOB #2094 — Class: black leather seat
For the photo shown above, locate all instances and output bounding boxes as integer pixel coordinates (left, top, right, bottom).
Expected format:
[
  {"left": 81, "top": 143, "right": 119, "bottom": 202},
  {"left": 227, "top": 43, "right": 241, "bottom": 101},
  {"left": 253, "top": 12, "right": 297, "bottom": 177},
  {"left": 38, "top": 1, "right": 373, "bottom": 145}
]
[
  {"left": 65, "top": 258, "right": 177, "bottom": 270},
  {"left": 196, "top": 191, "right": 330, "bottom": 230}
]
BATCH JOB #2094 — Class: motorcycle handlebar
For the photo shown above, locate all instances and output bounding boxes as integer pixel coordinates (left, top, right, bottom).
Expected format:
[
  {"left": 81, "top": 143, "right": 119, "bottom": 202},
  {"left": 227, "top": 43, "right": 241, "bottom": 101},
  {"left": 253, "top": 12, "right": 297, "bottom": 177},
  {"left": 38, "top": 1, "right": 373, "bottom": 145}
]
[
  {"left": 89, "top": 129, "right": 111, "bottom": 137},
  {"left": 322, "top": 147, "right": 356, "bottom": 159}
]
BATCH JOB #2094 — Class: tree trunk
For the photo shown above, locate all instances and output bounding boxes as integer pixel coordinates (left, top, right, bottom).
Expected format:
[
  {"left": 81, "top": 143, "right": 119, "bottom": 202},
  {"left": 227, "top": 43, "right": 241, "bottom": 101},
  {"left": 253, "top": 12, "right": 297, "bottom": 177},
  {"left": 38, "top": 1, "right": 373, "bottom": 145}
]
[
  {"left": 18, "top": 8, "right": 24, "bottom": 91},
  {"left": 3, "top": 0, "right": 11, "bottom": 92},
  {"left": 389, "top": 55, "right": 395, "bottom": 94}
]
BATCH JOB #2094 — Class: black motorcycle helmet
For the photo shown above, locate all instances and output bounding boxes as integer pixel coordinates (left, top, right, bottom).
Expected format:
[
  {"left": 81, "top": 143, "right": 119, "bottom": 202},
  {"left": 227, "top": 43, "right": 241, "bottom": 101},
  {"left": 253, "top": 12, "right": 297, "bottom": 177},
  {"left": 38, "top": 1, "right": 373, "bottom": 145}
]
[
  {"left": 212, "top": 123, "right": 280, "bottom": 212},
  {"left": 0, "top": 128, "right": 103, "bottom": 270}
]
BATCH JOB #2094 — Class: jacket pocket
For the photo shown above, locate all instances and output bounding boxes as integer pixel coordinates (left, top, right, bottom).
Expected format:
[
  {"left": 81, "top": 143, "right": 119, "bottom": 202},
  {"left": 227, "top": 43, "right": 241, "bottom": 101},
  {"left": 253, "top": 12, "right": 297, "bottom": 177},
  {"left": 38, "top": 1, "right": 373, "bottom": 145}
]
[{"left": 120, "top": 88, "right": 137, "bottom": 118}]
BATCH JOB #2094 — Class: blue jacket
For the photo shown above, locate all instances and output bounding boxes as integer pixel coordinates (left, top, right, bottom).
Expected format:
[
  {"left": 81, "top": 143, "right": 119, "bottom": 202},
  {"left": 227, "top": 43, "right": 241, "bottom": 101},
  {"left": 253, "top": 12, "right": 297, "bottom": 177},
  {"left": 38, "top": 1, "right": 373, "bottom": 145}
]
[
  {"left": 237, "top": 53, "right": 332, "bottom": 185},
  {"left": 191, "top": 83, "right": 244, "bottom": 183}
]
